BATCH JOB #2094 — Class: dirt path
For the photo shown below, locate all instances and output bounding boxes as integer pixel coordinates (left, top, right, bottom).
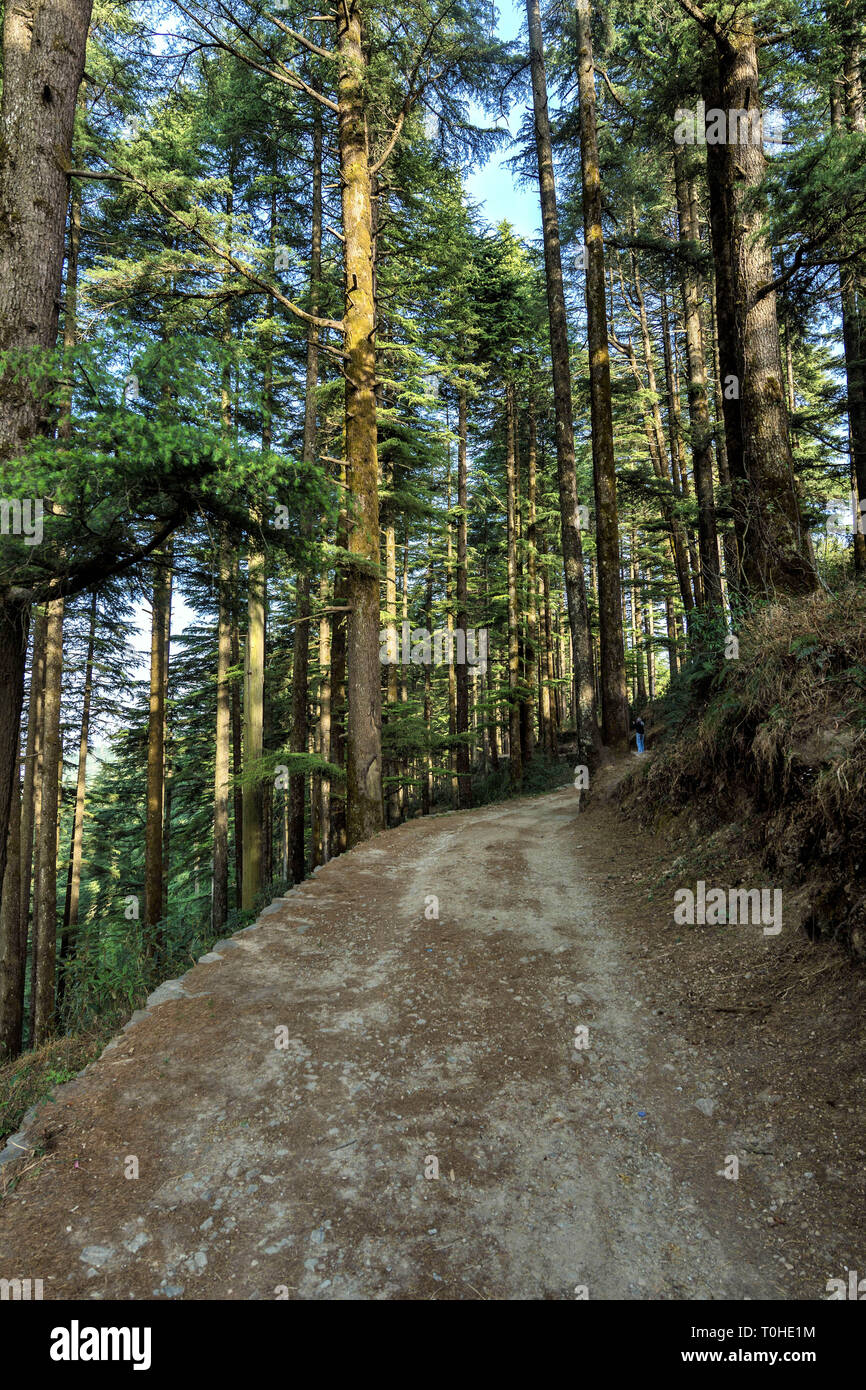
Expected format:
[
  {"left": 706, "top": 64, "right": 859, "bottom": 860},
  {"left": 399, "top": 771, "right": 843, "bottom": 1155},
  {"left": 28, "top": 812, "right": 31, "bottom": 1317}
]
[{"left": 1, "top": 769, "right": 863, "bottom": 1300}]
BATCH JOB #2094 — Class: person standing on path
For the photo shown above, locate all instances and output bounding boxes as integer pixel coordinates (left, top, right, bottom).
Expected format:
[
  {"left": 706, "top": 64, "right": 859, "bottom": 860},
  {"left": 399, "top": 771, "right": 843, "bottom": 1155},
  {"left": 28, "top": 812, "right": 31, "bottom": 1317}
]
[{"left": 635, "top": 715, "right": 646, "bottom": 754}]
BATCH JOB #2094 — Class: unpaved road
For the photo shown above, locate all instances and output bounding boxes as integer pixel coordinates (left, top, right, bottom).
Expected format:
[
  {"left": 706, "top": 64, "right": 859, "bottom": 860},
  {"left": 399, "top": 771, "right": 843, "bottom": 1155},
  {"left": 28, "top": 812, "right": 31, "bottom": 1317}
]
[{"left": 1, "top": 774, "right": 863, "bottom": 1299}]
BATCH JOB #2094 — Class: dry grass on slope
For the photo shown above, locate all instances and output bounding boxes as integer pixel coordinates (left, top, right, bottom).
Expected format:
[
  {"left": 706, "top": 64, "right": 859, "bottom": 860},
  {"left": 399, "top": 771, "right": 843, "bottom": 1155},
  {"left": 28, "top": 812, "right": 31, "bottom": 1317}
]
[{"left": 621, "top": 585, "right": 866, "bottom": 958}]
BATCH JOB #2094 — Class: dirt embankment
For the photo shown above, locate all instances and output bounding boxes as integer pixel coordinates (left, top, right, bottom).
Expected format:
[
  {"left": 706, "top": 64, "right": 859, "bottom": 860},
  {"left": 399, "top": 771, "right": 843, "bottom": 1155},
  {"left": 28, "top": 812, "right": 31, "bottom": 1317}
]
[{"left": 622, "top": 586, "right": 866, "bottom": 960}]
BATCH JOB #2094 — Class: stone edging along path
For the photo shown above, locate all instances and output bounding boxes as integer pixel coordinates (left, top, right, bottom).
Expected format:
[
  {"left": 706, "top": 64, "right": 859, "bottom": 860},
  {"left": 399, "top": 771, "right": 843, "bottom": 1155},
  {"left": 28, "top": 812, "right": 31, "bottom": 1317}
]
[
  {"left": 0, "top": 798, "right": 495, "bottom": 1175},
  {"left": 0, "top": 896, "right": 293, "bottom": 1173}
]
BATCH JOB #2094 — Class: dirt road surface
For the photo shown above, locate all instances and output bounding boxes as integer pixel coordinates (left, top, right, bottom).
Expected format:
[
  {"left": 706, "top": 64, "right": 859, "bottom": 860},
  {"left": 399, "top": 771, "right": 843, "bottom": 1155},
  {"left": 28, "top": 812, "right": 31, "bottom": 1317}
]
[{"left": 1, "top": 772, "right": 863, "bottom": 1299}]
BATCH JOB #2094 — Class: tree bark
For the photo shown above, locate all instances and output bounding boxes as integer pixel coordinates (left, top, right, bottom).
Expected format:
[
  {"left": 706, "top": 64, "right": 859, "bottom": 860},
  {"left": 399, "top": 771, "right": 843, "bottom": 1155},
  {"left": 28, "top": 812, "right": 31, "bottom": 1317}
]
[
  {"left": 212, "top": 533, "right": 232, "bottom": 934},
  {"left": 313, "top": 562, "right": 332, "bottom": 866},
  {"left": 574, "top": 0, "right": 629, "bottom": 747},
  {"left": 701, "top": 15, "right": 815, "bottom": 595},
  {"left": 665, "top": 587, "right": 680, "bottom": 679},
  {"left": 707, "top": 281, "right": 742, "bottom": 590},
  {"left": 446, "top": 445, "right": 458, "bottom": 806},
  {"left": 32, "top": 595, "right": 63, "bottom": 1045},
  {"left": 0, "top": 0, "right": 91, "bottom": 892},
  {"left": 144, "top": 557, "right": 169, "bottom": 943},
  {"left": 456, "top": 386, "right": 472, "bottom": 806},
  {"left": 539, "top": 532, "right": 559, "bottom": 758},
  {"left": 630, "top": 529, "right": 646, "bottom": 704},
  {"left": 674, "top": 151, "right": 722, "bottom": 608},
  {"left": 242, "top": 544, "right": 266, "bottom": 910},
  {"left": 644, "top": 581, "right": 656, "bottom": 700},
  {"left": 831, "top": 69, "right": 866, "bottom": 570},
  {"left": 527, "top": 0, "right": 598, "bottom": 760},
  {"left": 422, "top": 528, "right": 434, "bottom": 814},
  {"left": 0, "top": 0, "right": 94, "bottom": 455},
  {"left": 0, "top": 600, "right": 30, "bottom": 918},
  {"left": 383, "top": 443, "right": 400, "bottom": 822},
  {"left": 329, "top": 471, "right": 349, "bottom": 856},
  {"left": 660, "top": 286, "right": 699, "bottom": 610},
  {"left": 625, "top": 270, "right": 695, "bottom": 613},
  {"left": 58, "top": 588, "right": 96, "bottom": 1009},
  {"left": 524, "top": 397, "right": 539, "bottom": 765},
  {"left": 0, "top": 750, "right": 23, "bottom": 1057},
  {"left": 505, "top": 383, "right": 523, "bottom": 789},
  {"left": 290, "top": 103, "right": 323, "bottom": 879},
  {"left": 337, "top": 3, "right": 384, "bottom": 846}
]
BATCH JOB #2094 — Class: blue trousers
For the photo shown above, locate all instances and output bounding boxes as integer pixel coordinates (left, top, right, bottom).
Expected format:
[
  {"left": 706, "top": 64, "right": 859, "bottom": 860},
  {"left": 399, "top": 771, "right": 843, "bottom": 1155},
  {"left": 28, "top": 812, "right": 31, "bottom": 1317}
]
[{"left": 636, "top": 732, "right": 645, "bottom": 753}]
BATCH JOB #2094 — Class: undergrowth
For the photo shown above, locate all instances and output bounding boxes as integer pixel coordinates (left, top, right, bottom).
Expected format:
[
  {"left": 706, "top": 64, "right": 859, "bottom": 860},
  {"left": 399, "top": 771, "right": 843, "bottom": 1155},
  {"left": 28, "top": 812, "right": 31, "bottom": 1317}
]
[{"left": 0, "top": 1024, "right": 117, "bottom": 1151}]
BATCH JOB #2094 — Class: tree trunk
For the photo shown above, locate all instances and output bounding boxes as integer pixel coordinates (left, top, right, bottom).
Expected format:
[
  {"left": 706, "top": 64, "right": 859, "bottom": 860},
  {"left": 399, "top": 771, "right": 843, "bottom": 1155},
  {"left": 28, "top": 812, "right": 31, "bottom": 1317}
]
[
  {"left": 831, "top": 71, "right": 866, "bottom": 570},
  {"left": 625, "top": 275, "right": 694, "bottom": 613},
  {"left": 260, "top": 180, "right": 274, "bottom": 893},
  {"left": 665, "top": 588, "right": 680, "bottom": 679},
  {"left": 422, "top": 529, "right": 434, "bottom": 815},
  {"left": 337, "top": 3, "right": 384, "bottom": 846},
  {"left": 524, "top": 397, "right": 539, "bottom": 765},
  {"left": 0, "top": 601, "right": 31, "bottom": 922},
  {"left": 144, "top": 557, "right": 169, "bottom": 944},
  {"left": 660, "top": 286, "right": 699, "bottom": 609},
  {"left": 674, "top": 152, "right": 722, "bottom": 608},
  {"left": 707, "top": 281, "right": 742, "bottom": 590},
  {"left": 313, "top": 562, "right": 332, "bottom": 866},
  {"left": 841, "top": 31, "right": 866, "bottom": 570},
  {"left": 0, "top": 751, "right": 23, "bottom": 1057},
  {"left": 540, "top": 534, "right": 559, "bottom": 758},
  {"left": 644, "top": 583, "right": 656, "bottom": 700},
  {"left": 703, "top": 18, "right": 815, "bottom": 595},
  {"left": 400, "top": 527, "right": 410, "bottom": 818},
  {"left": 58, "top": 588, "right": 96, "bottom": 1008},
  {"left": 242, "top": 545, "right": 265, "bottom": 910},
  {"left": 446, "top": 446, "right": 459, "bottom": 806},
  {"left": 631, "top": 531, "right": 646, "bottom": 704},
  {"left": 0, "top": 0, "right": 93, "bottom": 455},
  {"left": 704, "top": 113, "right": 746, "bottom": 592},
  {"left": 230, "top": 566, "right": 243, "bottom": 908},
  {"left": 25, "top": 613, "right": 45, "bottom": 1043},
  {"left": 0, "top": 0, "right": 92, "bottom": 891},
  {"left": 384, "top": 451, "right": 400, "bottom": 822},
  {"left": 289, "top": 583, "right": 310, "bottom": 877},
  {"left": 456, "top": 386, "right": 472, "bottom": 806},
  {"left": 574, "top": 0, "right": 629, "bottom": 747},
  {"left": 32, "top": 596, "right": 63, "bottom": 1045},
  {"left": 161, "top": 573, "right": 173, "bottom": 919},
  {"left": 527, "top": 0, "right": 598, "bottom": 760},
  {"left": 329, "top": 472, "right": 349, "bottom": 856},
  {"left": 505, "top": 383, "right": 523, "bottom": 790},
  {"left": 290, "top": 104, "right": 323, "bottom": 879},
  {"left": 212, "top": 533, "right": 232, "bottom": 934}
]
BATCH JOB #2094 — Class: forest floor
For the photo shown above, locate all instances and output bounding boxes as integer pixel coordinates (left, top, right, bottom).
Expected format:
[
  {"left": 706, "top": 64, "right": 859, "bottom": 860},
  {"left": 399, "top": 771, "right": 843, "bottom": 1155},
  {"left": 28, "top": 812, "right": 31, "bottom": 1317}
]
[{"left": 0, "top": 760, "right": 863, "bottom": 1300}]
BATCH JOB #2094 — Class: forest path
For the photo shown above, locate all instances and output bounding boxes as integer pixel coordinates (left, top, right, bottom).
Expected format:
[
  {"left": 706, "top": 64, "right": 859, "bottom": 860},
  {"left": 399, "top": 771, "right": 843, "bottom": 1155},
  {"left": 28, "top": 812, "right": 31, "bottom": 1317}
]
[{"left": 0, "top": 766, "right": 861, "bottom": 1300}]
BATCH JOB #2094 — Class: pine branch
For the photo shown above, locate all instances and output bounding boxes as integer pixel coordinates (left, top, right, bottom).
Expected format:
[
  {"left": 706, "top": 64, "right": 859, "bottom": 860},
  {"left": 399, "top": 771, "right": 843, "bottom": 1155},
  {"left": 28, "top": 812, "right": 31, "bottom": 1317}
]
[{"left": 99, "top": 161, "right": 346, "bottom": 337}]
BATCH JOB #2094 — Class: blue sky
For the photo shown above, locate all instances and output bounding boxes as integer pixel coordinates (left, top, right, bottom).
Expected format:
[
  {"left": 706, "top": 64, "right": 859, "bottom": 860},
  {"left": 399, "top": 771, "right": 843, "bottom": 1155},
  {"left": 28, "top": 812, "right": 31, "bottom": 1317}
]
[{"left": 465, "top": 0, "right": 542, "bottom": 241}]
